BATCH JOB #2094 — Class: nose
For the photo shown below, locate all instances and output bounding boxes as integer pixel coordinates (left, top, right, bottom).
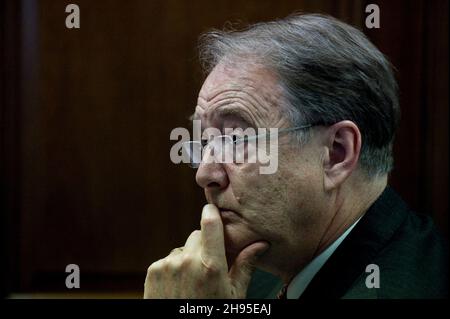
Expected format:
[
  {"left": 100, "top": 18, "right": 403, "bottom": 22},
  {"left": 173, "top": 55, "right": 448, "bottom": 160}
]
[{"left": 195, "top": 151, "right": 229, "bottom": 190}]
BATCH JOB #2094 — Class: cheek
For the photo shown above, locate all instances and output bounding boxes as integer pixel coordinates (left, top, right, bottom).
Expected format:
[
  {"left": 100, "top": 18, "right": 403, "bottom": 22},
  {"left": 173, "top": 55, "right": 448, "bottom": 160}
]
[
  {"left": 228, "top": 163, "right": 292, "bottom": 219},
  {"left": 279, "top": 155, "right": 326, "bottom": 226},
  {"left": 280, "top": 144, "right": 323, "bottom": 183},
  {"left": 224, "top": 162, "right": 314, "bottom": 246}
]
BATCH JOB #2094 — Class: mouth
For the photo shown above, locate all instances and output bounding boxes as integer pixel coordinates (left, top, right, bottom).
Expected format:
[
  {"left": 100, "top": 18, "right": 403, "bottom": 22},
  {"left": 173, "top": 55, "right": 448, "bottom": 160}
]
[
  {"left": 213, "top": 205, "right": 268, "bottom": 264},
  {"left": 218, "top": 209, "right": 238, "bottom": 221},
  {"left": 216, "top": 206, "right": 241, "bottom": 219}
]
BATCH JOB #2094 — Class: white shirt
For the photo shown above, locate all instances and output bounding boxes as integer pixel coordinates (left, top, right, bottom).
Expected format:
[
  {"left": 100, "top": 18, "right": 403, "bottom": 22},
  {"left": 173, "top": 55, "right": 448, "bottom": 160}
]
[{"left": 286, "top": 217, "right": 362, "bottom": 299}]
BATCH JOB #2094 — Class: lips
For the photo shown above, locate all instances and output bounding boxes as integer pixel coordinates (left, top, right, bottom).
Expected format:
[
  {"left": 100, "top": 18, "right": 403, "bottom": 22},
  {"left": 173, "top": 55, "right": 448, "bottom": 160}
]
[
  {"left": 212, "top": 203, "right": 232, "bottom": 213},
  {"left": 219, "top": 209, "right": 237, "bottom": 218}
]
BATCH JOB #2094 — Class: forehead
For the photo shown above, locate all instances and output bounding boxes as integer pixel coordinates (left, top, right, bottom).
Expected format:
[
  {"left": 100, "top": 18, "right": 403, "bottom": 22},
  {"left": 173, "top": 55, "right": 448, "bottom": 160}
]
[{"left": 193, "top": 62, "right": 284, "bottom": 128}]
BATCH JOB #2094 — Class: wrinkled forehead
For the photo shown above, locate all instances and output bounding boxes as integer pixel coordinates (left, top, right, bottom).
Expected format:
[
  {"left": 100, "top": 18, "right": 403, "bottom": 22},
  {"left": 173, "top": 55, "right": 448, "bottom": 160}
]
[{"left": 192, "top": 62, "right": 285, "bottom": 130}]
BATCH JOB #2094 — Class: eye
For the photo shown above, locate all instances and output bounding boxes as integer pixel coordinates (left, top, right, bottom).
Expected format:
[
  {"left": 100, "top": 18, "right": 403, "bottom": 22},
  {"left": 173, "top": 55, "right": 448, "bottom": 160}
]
[
  {"left": 200, "top": 139, "right": 208, "bottom": 147},
  {"left": 227, "top": 128, "right": 246, "bottom": 145},
  {"left": 230, "top": 133, "right": 246, "bottom": 145}
]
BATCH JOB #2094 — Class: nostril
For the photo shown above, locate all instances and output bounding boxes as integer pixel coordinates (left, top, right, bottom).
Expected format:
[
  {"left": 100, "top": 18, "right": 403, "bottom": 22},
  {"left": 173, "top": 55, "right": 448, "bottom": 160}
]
[
  {"left": 195, "top": 162, "right": 229, "bottom": 190},
  {"left": 207, "top": 182, "right": 221, "bottom": 188}
]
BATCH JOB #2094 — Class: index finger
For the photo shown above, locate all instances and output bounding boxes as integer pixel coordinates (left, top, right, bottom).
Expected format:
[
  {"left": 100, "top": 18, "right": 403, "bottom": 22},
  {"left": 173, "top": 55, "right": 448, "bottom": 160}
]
[{"left": 200, "top": 204, "right": 227, "bottom": 265}]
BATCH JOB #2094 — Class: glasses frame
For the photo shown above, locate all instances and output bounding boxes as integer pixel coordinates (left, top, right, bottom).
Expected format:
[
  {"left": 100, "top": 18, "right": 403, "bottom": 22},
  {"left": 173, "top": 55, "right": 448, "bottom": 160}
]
[{"left": 182, "top": 124, "right": 315, "bottom": 168}]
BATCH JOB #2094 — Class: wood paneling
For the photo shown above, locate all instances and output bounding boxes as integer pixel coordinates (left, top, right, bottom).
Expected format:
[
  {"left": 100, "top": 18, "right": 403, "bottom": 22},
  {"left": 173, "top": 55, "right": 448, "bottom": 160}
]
[
  {"left": 365, "top": 0, "right": 448, "bottom": 236},
  {"left": 1, "top": 0, "right": 447, "bottom": 294}
]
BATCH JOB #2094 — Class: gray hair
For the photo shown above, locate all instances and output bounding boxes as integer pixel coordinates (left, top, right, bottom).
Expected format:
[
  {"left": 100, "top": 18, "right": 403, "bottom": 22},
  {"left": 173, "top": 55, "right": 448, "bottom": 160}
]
[{"left": 198, "top": 13, "right": 400, "bottom": 177}]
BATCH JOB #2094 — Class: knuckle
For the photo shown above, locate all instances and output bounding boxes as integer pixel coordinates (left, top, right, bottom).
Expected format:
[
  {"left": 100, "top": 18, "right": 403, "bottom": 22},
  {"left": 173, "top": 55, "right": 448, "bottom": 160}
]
[
  {"left": 168, "top": 256, "right": 183, "bottom": 270},
  {"left": 165, "top": 263, "right": 176, "bottom": 272},
  {"left": 201, "top": 216, "right": 219, "bottom": 228},
  {"left": 201, "top": 259, "right": 222, "bottom": 277},
  {"left": 187, "top": 230, "right": 201, "bottom": 241},
  {"left": 169, "top": 247, "right": 183, "bottom": 255},
  {"left": 147, "top": 260, "right": 163, "bottom": 274},
  {"left": 161, "top": 258, "right": 174, "bottom": 271},
  {"left": 180, "top": 254, "right": 193, "bottom": 267},
  {"left": 205, "top": 265, "right": 221, "bottom": 278}
]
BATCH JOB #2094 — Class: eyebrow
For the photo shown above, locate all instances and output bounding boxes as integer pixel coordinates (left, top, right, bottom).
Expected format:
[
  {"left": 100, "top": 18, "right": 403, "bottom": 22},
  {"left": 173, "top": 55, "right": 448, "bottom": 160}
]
[{"left": 189, "top": 106, "right": 255, "bottom": 128}]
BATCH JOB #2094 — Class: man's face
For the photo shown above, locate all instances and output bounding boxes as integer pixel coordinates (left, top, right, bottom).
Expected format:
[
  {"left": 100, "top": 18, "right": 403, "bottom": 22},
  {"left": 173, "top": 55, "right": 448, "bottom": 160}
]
[{"left": 193, "top": 62, "right": 327, "bottom": 274}]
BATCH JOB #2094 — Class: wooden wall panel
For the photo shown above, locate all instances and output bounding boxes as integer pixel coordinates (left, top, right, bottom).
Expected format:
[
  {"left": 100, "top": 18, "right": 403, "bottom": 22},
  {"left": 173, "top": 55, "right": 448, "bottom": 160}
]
[
  {"left": 365, "top": 0, "right": 449, "bottom": 236},
  {"left": 2, "top": 0, "right": 447, "bottom": 294}
]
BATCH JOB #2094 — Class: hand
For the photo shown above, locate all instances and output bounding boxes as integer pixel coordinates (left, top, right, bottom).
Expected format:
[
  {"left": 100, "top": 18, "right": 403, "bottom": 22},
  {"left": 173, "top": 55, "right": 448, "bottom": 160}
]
[{"left": 144, "top": 204, "right": 269, "bottom": 298}]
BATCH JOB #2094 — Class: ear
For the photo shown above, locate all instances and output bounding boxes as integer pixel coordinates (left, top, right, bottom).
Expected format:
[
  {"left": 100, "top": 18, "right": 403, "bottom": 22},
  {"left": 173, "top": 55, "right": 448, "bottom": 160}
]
[{"left": 322, "top": 121, "right": 361, "bottom": 191}]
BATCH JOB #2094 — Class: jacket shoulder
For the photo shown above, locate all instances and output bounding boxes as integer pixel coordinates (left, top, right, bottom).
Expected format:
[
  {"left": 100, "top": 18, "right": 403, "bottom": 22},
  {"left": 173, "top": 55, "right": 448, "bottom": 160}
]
[{"left": 345, "top": 211, "right": 448, "bottom": 299}]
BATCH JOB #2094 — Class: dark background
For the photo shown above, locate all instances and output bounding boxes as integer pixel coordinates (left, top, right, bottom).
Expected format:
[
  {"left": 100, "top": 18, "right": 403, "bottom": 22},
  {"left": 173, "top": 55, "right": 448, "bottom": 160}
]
[{"left": 1, "top": 0, "right": 448, "bottom": 297}]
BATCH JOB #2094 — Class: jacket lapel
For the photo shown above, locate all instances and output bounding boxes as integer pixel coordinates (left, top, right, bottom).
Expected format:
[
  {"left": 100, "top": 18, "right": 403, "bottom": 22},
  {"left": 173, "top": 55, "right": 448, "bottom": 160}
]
[{"left": 299, "top": 187, "right": 409, "bottom": 299}]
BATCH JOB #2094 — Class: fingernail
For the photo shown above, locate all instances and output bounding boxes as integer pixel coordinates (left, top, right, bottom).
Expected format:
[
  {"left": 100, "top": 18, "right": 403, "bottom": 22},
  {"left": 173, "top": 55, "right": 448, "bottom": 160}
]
[{"left": 202, "top": 204, "right": 215, "bottom": 218}]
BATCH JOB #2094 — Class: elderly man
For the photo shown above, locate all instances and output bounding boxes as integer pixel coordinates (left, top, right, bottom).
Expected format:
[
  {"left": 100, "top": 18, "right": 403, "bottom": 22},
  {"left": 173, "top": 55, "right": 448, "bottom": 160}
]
[{"left": 144, "top": 14, "right": 448, "bottom": 299}]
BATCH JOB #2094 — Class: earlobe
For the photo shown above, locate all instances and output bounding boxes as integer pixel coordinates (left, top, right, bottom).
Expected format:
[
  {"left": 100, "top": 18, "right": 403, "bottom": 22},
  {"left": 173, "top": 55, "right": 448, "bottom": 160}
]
[{"left": 323, "top": 121, "right": 361, "bottom": 191}]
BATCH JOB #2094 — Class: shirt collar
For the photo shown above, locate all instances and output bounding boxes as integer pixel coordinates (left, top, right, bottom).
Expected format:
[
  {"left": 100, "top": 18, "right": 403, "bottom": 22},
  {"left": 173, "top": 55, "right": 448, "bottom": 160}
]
[{"left": 286, "top": 216, "right": 363, "bottom": 299}]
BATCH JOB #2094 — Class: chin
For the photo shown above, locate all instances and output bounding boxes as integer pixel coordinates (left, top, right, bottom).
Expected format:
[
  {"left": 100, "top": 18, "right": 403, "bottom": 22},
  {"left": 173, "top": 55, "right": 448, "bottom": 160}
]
[
  {"left": 222, "top": 223, "right": 263, "bottom": 267},
  {"left": 223, "top": 224, "right": 246, "bottom": 256}
]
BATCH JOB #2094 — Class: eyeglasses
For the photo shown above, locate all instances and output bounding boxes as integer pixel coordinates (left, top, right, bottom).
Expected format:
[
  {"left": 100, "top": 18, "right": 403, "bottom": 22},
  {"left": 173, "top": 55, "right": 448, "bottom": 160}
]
[{"left": 181, "top": 124, "right": 314, "bottom": 168}]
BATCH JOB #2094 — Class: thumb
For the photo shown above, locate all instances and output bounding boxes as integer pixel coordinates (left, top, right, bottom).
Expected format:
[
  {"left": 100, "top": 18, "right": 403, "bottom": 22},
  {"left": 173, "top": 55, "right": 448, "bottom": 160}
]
[{"left": 229, "top": 241, "right": 270, "bottom": 292}]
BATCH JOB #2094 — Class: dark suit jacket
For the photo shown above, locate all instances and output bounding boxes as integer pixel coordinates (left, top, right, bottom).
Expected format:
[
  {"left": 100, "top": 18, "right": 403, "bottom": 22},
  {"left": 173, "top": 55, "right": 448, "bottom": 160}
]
[{"left": 247, "top": 186, "right": 448, "bottom": 299}]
